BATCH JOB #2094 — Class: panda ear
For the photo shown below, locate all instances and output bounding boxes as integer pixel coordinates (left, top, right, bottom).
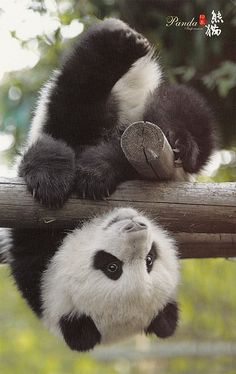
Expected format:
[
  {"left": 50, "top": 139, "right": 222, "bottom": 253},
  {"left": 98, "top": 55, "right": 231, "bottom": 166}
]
[
  {"left": 59, "top": 313, "right": 101, "bottom": 352},
  {"left": 145, "top": 301, "right": 179, "bottom": 338}
]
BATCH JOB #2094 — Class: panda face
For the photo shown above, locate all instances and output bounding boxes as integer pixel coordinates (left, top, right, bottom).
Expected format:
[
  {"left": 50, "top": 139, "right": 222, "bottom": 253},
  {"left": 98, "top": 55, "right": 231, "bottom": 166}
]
[
  {"left": 41, "top": 208, "right": 179, "bottom": 350},
  {"left": 92, "top": 208, "right": 157, "bottom": 280}
]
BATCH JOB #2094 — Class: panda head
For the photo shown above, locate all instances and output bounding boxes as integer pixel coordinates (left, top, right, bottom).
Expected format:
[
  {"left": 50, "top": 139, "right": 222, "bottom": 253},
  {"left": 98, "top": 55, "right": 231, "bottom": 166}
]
[{"left": 41, "top": 208, "right": 179, "bottom": 352}]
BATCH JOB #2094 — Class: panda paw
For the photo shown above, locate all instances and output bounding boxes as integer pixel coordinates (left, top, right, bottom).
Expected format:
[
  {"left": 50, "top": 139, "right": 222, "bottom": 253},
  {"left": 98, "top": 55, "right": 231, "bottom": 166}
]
[
  {"left": 60, "top": 313, "right": 101, "bottom": 352},
  {"left": 166, "top": 129, "right": 200, "bottom": 173},
  {"left": 75, "top": 164, "right": 118, "bottom": 200},
  {"left": 23, "top": 168, "right": 74, "bottom": 208},
  {"left": 19, "top": 136, "right": 75, "bottom": 208},
  {"left": 119, "top": 26, "right": 151, "bottom": 60},
  {"left": 101, "top": 19, "right": 151, "bottom": 62}
]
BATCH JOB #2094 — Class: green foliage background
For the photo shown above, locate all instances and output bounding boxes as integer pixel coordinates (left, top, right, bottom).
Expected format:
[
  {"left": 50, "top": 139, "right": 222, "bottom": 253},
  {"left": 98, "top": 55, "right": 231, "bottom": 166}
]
[{"left": 0, "top": 1, "right": 235, "bottom": 373}]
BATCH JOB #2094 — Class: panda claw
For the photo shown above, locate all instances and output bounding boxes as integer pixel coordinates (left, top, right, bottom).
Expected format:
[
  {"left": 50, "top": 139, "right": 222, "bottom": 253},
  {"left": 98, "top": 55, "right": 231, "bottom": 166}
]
[
  {"left": 172, "top": 148, "right": 180, "bottom": 153},
  {"left": 175, "top": 158, "right": 183, "bottom": 165}
]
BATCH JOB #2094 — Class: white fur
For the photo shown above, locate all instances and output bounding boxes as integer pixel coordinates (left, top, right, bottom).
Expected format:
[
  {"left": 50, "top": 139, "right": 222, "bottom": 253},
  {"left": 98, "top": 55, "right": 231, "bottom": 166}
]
[
  {"left": 12, "top": 72, "right": 60, "bottom": 170},
  {"left": 41, "top": 208, "right": 179, "bottom": 345},
  {"left": 27, "top": 70, "right": 60, "bottom": 146},
  {"left": 112, "top": 52, "right": 162, "bottom": 125},
  {"left": 0, "top": 228, "right": 12, "bottom": 263}
]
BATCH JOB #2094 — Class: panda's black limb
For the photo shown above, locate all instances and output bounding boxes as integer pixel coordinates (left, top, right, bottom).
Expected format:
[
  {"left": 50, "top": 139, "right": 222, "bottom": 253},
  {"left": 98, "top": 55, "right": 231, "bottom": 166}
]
[
  {"left": 19, "top": 134, "right": 76, "bottom": 207},
  {"left": 10, "top": 228, "right": 67, "bottom": 316},
  {"left": 145, "top": 301, "right": 179, "bottom": 338},
  {"left": 44, "top": 18, "right": 151, "bottom": 147},
  {"left": 144, "top": 84, "right": 216, "bottom": 173},
  {"left": 74, "top": 132, "right": 138, "bottom": 199},
  {"left": 59, "top": 314, "right": 101, "bottom": 352}
]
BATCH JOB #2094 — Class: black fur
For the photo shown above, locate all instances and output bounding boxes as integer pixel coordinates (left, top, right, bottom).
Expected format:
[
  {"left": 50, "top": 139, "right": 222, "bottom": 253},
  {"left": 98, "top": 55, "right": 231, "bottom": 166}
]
[
  {"left": 10, "top": 229, "right": 66, "bottom": 316},
  {"left": 93, "top": 250, "right": 123, "bottom": 280},
  {"left": 59, "top": 313, "right": 101, "bottom": 352},
  {"left": 19, "top": 135, "right": 75, "bottom": 207},
  {"left": 144, "top": 84, "right": 216, "bottom": 173},
  {"left": 74, "top": 132, "right": 137, "bottom": 199},
  {"left": 145, "top": 301, "right": 179, "bottom": 338}
]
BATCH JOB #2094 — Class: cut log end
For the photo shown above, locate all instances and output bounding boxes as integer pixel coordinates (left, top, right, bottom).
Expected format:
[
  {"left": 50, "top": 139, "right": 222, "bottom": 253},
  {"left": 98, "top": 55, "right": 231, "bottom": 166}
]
[{"left": 121, "top": 121, "right": 189, "bottom": 181}]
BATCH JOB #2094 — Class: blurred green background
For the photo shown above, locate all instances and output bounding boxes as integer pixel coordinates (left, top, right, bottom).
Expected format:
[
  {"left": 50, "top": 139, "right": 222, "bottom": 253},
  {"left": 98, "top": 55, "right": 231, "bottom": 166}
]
[{"left": 0, "top": 1, "right": 235, "bottom": 373}]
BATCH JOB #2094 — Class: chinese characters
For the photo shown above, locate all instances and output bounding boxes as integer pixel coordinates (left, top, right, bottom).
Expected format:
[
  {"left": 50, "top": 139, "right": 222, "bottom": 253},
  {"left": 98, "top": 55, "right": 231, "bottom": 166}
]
[{"left": 205, "top": 10, "right": 223, "bottom": 37}]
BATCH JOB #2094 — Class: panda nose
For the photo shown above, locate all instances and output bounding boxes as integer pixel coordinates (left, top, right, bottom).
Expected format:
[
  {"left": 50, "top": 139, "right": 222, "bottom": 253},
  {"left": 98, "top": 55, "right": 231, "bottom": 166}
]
[{"left": 123, "top": 221, "right": 147, "bottom": 233}]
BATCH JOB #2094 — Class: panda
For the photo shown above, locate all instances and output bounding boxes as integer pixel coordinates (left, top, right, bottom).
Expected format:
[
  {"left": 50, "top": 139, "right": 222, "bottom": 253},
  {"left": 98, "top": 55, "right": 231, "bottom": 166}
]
[{"left": 4, "top": 18, "right": 216, "bottom": 351}]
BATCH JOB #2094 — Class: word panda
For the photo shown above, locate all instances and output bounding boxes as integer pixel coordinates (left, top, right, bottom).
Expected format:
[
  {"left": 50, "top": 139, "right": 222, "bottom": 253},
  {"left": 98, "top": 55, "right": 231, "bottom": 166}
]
[
  {"left": 9, "top": 208, "right": 179, "bottom": 352},
  {"left": 18, "top": 18, "right": 216, "bottom": 205}
]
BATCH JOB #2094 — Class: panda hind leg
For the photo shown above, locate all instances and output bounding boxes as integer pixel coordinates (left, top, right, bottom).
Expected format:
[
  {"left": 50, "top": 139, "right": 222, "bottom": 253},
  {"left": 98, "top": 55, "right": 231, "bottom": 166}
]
[
  {"left": 94, "top": 18, "right": 151, "bottom": 76},
  {"left": 74, "top": 18, "right": 152, "bottom": 99}
]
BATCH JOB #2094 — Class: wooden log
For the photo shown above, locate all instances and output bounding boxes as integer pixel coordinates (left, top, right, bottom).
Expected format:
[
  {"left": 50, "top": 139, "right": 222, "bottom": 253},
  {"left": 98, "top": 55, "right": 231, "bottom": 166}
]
[
  {"left": 0, "top": 177, "right": 235, "bottom": 259},
  {"left": 176, "top": 233, "right": 236, "bottom": 259},
  {"left": 0, "top": 178, "right": 235, "bottom": 233},
  {"left": 121, "top": 121, "right": 189, "bottom": 181}
]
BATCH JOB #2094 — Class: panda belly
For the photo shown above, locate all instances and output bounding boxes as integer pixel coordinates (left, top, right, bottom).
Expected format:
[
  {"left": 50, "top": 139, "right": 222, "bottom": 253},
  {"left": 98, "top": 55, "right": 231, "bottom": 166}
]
[{"left": 112, "top": 52, "right": 162, "bottom": 125}]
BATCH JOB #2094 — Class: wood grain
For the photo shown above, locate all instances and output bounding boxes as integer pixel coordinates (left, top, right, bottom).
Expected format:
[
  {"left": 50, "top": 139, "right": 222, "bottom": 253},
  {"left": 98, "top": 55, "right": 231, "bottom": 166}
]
[
  {"left": 121, "top": 121, "right": 188, "bottom": 181},
  {"left": 0, "top": 177, "right": 236, "bottom": 259}
]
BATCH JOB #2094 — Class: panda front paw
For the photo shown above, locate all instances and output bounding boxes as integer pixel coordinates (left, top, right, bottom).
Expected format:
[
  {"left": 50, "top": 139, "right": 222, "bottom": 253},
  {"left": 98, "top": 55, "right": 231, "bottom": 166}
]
[
  {"left": 60, "top": 313, "right": 101, "bottom": 352},
  {"left": 19, "top": 136, "right": 75, "bottom": 208},
  {"left": 166, "top": 129, "right": 200, "bottom": 173},
  {"left": 75, "top": 163, "right": 118, "bottom": 200},
  {"left": 22, "top": 168, "right": 74, "bottom": 208}
]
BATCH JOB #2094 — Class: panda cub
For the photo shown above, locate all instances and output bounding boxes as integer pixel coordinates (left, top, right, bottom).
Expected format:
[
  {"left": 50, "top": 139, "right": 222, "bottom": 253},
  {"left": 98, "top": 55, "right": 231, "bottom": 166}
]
[{"left": 6, "top": 18, "right": 215, "bottom": 351}]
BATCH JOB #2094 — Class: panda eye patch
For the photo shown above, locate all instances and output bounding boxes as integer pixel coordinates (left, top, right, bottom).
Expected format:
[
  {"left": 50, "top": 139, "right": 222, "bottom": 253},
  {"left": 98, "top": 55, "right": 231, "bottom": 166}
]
[
  {"left": 93, "top": 250, "right": 123, "bottom": 280},
  {"left": 146, "top": 243, "right": 158, "bottom": 273}
]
